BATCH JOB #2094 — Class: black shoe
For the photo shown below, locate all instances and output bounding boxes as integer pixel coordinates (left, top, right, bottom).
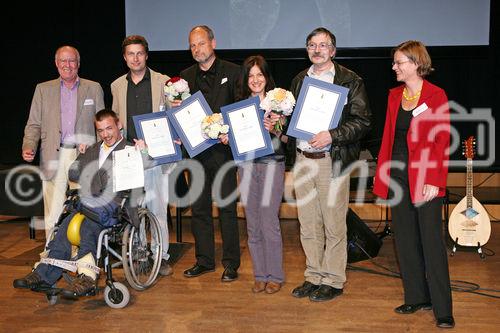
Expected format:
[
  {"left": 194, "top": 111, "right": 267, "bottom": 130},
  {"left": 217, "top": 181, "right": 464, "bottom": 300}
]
[
  {"left": 394, "top": 302, "right": 433, "bottom": 314},
  {"left": 61, "top": 274, "right": 96, "bottom": 298},
  {"left": 221, "top": 266, "right": 238, "bottom": 282},
  {"left": 183, "top": 264, "right": 215, "bottom": 278},
  {"left": 291, "top": 281, "right": 320, "bottom": 298},
  {"left": 436, "top": 316, "right": 455, "bottom": 329},
  {"left": 159, "top": 259, "right": 173, "bottom": 276},
  {"left": 13, "top": 272, "right": 50, "bottom": 290},
  {"left": 309, "top": 284, "right": 343, "bottom": 302}
]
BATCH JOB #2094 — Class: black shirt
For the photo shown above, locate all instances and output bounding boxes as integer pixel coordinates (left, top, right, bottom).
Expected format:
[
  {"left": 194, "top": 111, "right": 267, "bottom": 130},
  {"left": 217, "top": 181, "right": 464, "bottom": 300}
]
[
  {"left": 126, "top": 69, "right": 152, "bottom": 141},
  {"left": 392, "top": 105, "right": 413, "bottom": 162},
  {"left": 195, "top": 59, "right": 218, "bottom": 111},
  {"left": 253, "top": 109, "right": 285, "bottom": 163}
]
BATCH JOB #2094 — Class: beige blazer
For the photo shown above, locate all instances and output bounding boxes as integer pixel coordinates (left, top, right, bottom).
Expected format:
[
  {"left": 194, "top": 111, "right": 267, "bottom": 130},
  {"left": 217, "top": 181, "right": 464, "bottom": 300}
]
[
  {"left": 22, "top": 78, "right": 105, "bottom": 180},
  {"left": 111, "top": 68, "right": 169, "bottom": 138}
]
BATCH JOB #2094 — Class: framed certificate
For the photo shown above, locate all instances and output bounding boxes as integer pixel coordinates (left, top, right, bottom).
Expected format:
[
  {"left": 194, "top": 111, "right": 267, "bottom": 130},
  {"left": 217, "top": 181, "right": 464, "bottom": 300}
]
[
  {"left": 133, "top": 112, "right": 182, "bottom": 164},
  {"left": 286, "top": 76, "right": 349, "bottom": 140},
  {"left": 166, "top": 91, "right": 218, "bottom": 158},
  {"left": 220, "top": 96, "right": 274, "bottom": 162}
]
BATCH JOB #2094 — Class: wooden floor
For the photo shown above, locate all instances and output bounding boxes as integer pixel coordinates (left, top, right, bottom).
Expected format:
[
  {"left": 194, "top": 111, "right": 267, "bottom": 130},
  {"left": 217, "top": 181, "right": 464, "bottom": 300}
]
[{"left": 1, "top": 217, "right": 499, "bottom": 333}]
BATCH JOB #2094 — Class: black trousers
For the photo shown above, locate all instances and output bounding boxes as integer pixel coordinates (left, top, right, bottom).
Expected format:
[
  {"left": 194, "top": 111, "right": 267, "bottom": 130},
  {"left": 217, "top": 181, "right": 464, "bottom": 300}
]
[
  {"left": 390, "top": 167, "right": 453, "bottom": 318},
  {"left": 190, "top": 145, "right": 240, "bottom": 269}
]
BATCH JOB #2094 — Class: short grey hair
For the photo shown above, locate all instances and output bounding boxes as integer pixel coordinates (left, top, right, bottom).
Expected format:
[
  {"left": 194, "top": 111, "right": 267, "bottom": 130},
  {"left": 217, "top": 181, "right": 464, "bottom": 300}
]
[
  {"left": 55, "top": 45, "right": 80, "bottom": 63},
  {"left": 189, "top": 25, "right": 215, "bottom": 40}
]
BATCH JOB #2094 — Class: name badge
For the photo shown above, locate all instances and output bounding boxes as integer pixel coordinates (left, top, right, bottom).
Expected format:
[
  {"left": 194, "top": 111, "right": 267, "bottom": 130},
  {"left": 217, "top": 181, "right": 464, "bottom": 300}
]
[
  {"left": 412, "top": 103, "right": 428, "bottom": 117},
  {"left": 84, "top": 99, "right": 94, "bottom": 106}
]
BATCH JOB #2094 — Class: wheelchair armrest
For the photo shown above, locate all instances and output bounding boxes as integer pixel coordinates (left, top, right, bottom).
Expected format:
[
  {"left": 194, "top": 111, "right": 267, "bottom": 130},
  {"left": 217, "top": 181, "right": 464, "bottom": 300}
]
[{"left": 118, "top": 205, "right": 141, "bottom": 229}]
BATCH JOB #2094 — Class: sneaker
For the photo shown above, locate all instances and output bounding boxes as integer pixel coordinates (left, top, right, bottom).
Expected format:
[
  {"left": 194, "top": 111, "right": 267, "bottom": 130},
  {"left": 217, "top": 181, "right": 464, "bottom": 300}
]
[
  {"left": 61, "top": 274, "right": 96, "bottom": 298},
  {"left": 159, "top": 259, "right": 173, "bottom": 276},
  {"left": 13, "top": 272, "right": 50, "bottom": 289}
]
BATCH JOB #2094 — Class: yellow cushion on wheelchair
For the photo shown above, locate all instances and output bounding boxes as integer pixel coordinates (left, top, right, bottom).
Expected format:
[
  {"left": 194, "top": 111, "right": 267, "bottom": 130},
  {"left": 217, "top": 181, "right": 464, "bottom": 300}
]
[{"left": 67, "top": 212, "right": 85, "bottom": 246}]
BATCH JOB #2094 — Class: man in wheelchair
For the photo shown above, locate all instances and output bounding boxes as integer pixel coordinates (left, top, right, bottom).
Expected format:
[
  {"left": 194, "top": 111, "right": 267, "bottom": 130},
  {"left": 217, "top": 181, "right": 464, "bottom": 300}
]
[{"left": 13, "top": 109, "right": 153, "bottom": 297}]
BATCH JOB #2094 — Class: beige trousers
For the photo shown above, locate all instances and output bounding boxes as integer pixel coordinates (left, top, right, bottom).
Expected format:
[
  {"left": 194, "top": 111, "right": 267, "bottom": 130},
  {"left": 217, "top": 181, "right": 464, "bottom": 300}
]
[
  {"left": 293, "top": 153, "right": 350, "bottom": 289},
  {"left": 42, "top": 148, "right": 77, "bottom": 239}
]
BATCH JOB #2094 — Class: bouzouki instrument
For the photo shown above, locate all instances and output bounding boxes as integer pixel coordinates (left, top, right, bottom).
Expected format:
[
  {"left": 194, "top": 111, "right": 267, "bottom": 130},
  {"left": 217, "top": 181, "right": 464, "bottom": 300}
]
[{"left": 448, "top": 136, "right": 491, "bottom": 258}]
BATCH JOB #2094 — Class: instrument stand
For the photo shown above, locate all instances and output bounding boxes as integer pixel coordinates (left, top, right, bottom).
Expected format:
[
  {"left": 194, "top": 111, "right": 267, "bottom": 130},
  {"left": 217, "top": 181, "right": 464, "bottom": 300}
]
[{"left": 450, "top": 238, "right": 486, "bottom": 260}]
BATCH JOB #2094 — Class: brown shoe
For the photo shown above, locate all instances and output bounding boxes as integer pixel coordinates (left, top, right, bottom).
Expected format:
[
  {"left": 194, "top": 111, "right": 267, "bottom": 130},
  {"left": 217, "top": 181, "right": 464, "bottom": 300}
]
[
  {"left": 265, "top": 281, "right": 281, "bottom": 294},
  {"left": 61, "top": 274, "right": 96, "bottom": 298},
  {"left": 13, "top": 271, "right": 50, "bottom": 289},
  {"left": 252, "top": 281, "right": 266, "bottom": 293}
]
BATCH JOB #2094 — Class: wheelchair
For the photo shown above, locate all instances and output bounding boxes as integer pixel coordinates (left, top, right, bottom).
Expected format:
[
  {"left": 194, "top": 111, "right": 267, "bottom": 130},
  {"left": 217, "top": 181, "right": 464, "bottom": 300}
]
[{"left": 38, "top": 190, "right": 164, "bottom": 308}]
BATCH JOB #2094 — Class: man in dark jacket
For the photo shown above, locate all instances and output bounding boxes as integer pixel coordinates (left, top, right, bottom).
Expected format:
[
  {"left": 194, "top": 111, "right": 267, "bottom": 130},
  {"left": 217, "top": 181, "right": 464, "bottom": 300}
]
[
  {"left": 13, "top": 109, "right": 146, "bottom": 297},
  {"left": 178, "top": 25, "right": 241, "bottom": 282},
  {"left": 288, "top": 27, "right": 371, "bottom": 302}
]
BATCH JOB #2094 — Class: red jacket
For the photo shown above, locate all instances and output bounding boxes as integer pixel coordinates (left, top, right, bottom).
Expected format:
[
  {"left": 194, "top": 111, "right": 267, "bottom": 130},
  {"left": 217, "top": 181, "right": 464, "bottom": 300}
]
[{"left": 373, "top": 80, "right": 450, "bottom": 204}]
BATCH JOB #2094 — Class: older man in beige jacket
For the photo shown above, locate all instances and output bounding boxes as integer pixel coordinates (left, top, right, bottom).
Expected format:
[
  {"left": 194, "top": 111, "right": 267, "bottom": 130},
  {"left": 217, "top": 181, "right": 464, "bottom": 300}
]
[{"left": 22, "top": 45, "right": 104, "bottom": 238}]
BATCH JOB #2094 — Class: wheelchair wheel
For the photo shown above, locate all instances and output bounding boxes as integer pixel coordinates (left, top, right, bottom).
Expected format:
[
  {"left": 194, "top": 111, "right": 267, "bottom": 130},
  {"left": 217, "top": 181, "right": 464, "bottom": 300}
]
[
  {"left": 104, "top": 282, "right": 130, "bottom": 309},
  {"left": 121, "top": 208, "right": 162, "bottom": 291}
]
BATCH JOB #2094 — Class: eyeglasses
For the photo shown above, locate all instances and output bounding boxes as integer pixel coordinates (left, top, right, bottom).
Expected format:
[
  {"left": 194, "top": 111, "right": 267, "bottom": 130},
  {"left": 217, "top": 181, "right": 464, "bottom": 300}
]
[
  {"left": 392, "top": 60, "right": 411, "bottom": 66},
  {"left": 306, "top": 42, "right": 333, "bottom": 50}
]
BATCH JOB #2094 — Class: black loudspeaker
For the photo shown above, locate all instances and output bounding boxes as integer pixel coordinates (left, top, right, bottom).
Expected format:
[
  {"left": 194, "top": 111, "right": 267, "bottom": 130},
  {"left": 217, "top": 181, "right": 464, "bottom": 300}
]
[{"left": 346, "top": 208, "right": 382, "bottom": 263}]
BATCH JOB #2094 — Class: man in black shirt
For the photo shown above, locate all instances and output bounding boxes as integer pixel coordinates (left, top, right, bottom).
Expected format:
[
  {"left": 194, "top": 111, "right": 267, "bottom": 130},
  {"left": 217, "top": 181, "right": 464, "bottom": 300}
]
[
  {"left": 111, "top": 35, "right": 173, "bottom": 277},
  {"left": 124, "top": 69, "right": 153, "bottom": 140},
  {"left": 178, "top": 25, "right": 241, "bottom": 282}
]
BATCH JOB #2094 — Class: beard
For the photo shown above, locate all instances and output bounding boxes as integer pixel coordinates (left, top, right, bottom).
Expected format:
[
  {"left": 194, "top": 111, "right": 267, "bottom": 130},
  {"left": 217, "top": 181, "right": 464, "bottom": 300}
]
[{"left": 194, "top": 52, "right": 214, "bottom": 65}]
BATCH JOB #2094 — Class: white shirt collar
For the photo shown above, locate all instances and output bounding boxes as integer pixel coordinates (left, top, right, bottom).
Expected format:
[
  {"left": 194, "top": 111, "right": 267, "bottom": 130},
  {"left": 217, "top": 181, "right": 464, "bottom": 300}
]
[{"left": 99, "top": 138, "right": 123, "bottom": 168}]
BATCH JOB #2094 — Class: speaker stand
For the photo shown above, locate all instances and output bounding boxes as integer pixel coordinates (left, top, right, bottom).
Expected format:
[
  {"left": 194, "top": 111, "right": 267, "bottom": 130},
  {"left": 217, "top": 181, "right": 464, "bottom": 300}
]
[
  {"left": 376, "top": 205, "right": 392, "bottom": 240},
  {"left": 167, "top": 242, "right": 192, "bottom": 264},
  {"left": 377, "top": 224, "right": 392, "bottom": 240},
  {"left": 166, "top": 204, "right": 192, "bottom": 265}
]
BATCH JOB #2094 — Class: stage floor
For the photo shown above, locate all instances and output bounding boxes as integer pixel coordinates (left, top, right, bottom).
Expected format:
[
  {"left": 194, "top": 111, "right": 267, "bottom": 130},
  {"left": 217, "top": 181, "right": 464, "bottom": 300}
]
[{"left": 1, "top": 217, "right": 499, "bottom": 332}]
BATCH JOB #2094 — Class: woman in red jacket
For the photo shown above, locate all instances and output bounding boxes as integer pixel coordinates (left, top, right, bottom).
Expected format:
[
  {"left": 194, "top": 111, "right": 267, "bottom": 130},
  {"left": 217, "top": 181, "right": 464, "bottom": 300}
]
[{"left": 373, "top": 40, "right": 454, "bottom": 329}]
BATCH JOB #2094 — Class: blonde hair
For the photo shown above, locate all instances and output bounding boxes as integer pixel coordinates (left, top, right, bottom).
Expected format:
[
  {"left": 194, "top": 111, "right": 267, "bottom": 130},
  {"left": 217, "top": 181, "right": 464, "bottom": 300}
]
[{"left": 392, "top": 40, "right": 434, "bottom": 77}]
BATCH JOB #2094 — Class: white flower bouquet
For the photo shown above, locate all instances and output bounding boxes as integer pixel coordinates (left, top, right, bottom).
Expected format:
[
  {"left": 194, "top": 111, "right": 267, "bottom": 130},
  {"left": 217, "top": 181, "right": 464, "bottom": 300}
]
[
  {"left": 164, "top": 76, "right": 191, "bottom": 102},
  {"left": 201, "top": 113, "right": 229, "bottom": 140},
  {"left": 259, "top": 88, "right": 295, "bottom": 131}
]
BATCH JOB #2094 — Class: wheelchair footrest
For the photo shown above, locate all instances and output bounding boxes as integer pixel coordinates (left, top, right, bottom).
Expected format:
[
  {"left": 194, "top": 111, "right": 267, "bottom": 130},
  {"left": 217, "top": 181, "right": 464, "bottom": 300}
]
[
  {"left": 31, "top": 285, "right": 62, "bottom": 296},
  {"left": 60, "top": 287, "right": 97, "bottom": 299}
]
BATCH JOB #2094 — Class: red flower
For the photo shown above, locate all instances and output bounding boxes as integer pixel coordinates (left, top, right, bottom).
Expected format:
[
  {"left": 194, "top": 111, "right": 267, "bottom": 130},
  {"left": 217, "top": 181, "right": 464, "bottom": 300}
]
[{"left": 166, "top": 76, "right": 181, "bottom": 85}]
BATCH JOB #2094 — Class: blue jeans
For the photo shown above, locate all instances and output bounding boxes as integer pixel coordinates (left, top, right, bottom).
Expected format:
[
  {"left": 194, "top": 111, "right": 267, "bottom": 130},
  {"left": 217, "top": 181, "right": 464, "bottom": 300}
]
[{"left": 35, "top": 212, "right": 103, "bottom": 285}]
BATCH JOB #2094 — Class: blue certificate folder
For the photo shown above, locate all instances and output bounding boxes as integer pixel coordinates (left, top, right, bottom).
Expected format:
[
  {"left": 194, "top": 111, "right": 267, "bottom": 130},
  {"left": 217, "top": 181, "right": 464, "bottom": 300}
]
[
  {"left": 220, "top": 96, "right": 274, "bottom": 162},
  {"left": 132, "top": 111, "right": 182, "bottom": 164},
  {"left": 286, "top": 76, "right": 349, "bottom": 141},
  {"left": 166, "top": 91, "right": 218, "bottom": 158}
]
